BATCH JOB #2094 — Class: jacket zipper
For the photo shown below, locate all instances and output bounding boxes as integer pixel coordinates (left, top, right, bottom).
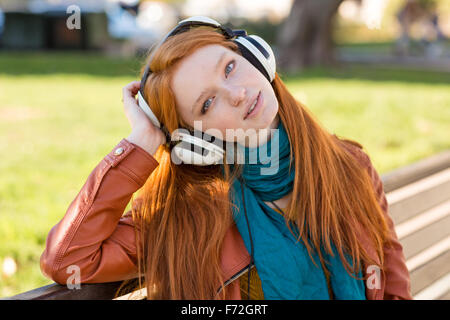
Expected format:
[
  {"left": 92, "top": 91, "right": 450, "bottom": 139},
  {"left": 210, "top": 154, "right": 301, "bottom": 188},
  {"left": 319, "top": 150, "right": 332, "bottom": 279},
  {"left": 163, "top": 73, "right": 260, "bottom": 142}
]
[{"left": 216, "top": 263, "right": 255, "bottom": 295}]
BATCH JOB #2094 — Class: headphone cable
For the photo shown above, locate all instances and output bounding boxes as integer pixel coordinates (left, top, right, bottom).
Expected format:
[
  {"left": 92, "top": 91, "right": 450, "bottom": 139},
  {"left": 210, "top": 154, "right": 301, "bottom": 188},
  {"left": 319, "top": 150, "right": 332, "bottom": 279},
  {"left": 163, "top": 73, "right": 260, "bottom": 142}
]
[{"left": 239, "top": 176, "right": 254, "bottom": 300}]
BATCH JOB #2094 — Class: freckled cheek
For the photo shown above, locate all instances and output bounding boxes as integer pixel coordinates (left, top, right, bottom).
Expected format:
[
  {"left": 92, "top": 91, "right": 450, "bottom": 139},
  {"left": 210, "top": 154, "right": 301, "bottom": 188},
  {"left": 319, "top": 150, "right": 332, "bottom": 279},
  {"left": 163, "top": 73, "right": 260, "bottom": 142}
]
[
  {"left": 204, "top": 121, "right": 240, "bottom": 143},
  {"left": 216, "top": 117, "right": 240, "bottom": 132}
]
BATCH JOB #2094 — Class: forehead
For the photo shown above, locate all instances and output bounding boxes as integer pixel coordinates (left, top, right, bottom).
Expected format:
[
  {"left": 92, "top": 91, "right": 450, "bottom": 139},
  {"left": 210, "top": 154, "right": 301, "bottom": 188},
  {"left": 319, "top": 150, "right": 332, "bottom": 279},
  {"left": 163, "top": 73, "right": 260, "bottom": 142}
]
[{"left": 173, "top": 44, "right": 228, "bottom": 78}]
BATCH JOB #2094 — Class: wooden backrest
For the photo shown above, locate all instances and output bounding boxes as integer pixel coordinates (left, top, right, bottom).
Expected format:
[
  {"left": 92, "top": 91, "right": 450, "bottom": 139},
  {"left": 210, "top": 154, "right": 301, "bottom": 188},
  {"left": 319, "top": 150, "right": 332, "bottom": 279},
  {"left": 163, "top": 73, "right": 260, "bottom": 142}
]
[{"left": 383, "top": 150, "right": 450, "bottom": 300}]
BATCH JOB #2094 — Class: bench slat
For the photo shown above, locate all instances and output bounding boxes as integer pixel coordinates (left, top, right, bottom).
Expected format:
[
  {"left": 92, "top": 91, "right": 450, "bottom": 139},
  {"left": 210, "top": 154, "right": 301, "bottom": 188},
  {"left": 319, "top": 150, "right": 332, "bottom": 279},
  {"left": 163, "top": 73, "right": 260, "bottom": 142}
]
[
  {"left": 386, "top": 168, "right": 450, "bottom": 225},
  {"left": 409, "top": 250, "right": 450, "bottom": 296},
  {"left": 400, "top": 214, "right": 450, "bottom": 260},
  {"left": 382, "top": 150, "right": 450, "bottom": 193}
]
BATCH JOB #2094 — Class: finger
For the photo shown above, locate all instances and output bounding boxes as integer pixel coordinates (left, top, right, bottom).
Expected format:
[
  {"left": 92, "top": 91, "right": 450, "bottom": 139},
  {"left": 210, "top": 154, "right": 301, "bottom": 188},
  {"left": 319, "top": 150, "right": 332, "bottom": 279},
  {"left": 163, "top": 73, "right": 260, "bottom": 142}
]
[
  {"left": 124, "top": 81, "right": 141, "bottom": 97},
  {"left": 125, "top": 80, "right": 140, "bottom": 88},
  {"left": 123, "top": 81, "right": 140, "bottom": 94},
  {"left": 122, "top": 82, "right": 143, "bottom": 108},
  {"left": 122, "top": 89, "right": 139, "bottom": 107},
  {"left": 131, "top": 85, "right": 141, "bottom": 96},
  {"left": 129, "top": 81, "right": 141, "bottom": 90},
  {"left": 122, "top": 81, "right": 140, "bottom": 94}
]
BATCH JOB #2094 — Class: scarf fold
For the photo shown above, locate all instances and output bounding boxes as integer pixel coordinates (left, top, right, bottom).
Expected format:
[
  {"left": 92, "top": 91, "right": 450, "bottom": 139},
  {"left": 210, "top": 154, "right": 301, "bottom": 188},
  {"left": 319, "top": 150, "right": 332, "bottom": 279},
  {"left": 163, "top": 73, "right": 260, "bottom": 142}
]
[{"left": 228, "top": 120, "right": 366, "bottom": 300}]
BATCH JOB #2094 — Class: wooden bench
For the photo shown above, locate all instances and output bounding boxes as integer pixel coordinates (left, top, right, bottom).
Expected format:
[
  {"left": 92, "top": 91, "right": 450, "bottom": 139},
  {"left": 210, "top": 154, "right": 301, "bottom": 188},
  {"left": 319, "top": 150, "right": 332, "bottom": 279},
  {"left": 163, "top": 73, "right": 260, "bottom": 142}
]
[
  {"left": 383, "top": 150, "right": 450, "bottom": 299},
  {"left": 4, "top": 150, "right": 450, "bottom": 300}
]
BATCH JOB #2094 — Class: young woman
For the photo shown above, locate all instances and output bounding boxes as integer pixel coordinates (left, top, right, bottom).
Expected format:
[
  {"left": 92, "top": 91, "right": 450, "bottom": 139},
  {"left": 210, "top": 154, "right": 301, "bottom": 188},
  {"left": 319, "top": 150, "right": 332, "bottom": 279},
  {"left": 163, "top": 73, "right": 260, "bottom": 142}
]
[{"left": 40, "top": 17, "right": 412, "bottom": 300}]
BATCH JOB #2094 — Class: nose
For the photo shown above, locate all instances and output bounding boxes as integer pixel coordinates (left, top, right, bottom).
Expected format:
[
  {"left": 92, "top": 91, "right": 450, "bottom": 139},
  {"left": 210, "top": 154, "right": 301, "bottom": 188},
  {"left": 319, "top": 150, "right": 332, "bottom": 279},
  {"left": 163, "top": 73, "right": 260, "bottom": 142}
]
[{"left": 228, "top": 86, "right": 247, "bottom": 107}]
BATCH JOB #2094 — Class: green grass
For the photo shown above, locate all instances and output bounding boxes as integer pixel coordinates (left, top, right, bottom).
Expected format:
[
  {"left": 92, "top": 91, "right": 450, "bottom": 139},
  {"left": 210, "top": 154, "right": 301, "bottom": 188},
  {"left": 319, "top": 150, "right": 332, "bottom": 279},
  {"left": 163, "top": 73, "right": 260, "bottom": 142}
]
[
  {"left": 1, "top": 51, "right": 449, "bottom": 297},
  {"left": 281, "top": 65, "right": 450, "bottom": 171}
]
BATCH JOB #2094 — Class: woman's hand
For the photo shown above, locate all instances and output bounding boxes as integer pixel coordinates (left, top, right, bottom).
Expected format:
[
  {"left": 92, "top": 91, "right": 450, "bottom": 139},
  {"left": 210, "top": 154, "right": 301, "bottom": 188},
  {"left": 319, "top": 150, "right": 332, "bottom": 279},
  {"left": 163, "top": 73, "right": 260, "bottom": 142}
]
[{"left": 122, "top": 81, "right": 167, "bottom": 156}]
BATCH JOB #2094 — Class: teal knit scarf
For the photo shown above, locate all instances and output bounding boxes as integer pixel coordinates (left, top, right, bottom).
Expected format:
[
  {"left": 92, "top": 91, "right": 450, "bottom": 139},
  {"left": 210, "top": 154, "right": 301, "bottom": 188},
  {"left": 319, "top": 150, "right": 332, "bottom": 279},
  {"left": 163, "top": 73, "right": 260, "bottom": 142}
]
[{"left": 229, "top": 120, "right": 366, "bottom": 300}]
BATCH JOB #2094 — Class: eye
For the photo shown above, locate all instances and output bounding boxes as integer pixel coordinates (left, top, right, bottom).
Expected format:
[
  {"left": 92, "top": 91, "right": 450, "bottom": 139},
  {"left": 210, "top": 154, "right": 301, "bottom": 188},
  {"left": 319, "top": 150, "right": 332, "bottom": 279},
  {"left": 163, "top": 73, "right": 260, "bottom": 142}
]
[
  {"left": 201, "top": 60, "right": 235, "bottom": 115},
  {"left": 201, "top": 97, "right": 213, "bottom": 115}
]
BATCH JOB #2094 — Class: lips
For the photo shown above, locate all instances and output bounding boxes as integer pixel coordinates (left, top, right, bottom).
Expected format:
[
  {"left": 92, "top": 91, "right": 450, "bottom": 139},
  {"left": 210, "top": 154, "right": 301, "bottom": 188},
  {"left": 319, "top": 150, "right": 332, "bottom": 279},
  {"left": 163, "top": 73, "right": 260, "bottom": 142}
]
[{"left": 244, "top": 91, "right": 260, "bottom": 120}]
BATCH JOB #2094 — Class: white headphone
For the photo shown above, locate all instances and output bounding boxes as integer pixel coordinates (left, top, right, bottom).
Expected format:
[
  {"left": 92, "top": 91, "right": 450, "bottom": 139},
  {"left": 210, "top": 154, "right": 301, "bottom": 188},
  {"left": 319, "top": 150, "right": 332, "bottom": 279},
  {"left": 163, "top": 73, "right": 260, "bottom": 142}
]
[{"left": 137, "top": 15, "right": 277, "bottom": 165}]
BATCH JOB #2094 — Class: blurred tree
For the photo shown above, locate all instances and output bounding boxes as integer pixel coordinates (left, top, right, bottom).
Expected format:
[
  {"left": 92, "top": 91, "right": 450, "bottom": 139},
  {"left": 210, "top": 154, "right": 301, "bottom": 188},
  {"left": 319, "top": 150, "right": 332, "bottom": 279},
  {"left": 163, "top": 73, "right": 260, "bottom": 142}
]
[{"left": 276, "top": 0, "right": 345, "bottom": 71}]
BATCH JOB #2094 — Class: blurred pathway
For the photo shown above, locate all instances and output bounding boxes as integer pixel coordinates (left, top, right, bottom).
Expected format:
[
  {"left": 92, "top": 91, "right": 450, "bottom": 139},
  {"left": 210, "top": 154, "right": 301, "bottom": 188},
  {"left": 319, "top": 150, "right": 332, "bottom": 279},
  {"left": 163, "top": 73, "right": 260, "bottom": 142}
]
[{"left": 337, "top": 51, "right": 450, "bottom": 73}]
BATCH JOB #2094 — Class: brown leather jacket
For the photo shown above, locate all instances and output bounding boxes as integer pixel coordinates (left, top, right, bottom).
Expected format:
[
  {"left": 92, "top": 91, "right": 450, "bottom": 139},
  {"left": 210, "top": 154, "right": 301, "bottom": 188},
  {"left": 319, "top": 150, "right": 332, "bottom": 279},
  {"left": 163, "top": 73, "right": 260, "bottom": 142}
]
[{"left": 40, "top": 138, "right": 413, "bottom": 299}]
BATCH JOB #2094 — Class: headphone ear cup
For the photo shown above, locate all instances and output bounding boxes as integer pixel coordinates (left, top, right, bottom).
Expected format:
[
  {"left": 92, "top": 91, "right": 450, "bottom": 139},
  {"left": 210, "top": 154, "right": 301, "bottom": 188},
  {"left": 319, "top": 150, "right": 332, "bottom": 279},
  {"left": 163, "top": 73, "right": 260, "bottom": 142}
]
[
  {"left": 233, "top": 35, "right": 276, "bottom": 82},
  {"left": 171, "top": 132, "right": 225, "bottom": 165}
]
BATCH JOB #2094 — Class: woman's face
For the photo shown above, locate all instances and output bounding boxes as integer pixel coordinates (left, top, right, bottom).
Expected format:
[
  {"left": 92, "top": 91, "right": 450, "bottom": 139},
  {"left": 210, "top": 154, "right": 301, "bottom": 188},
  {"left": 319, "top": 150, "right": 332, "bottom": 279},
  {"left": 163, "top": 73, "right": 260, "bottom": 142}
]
[{"left": 170, "top": 44, "right": 279, "bottom": 147}]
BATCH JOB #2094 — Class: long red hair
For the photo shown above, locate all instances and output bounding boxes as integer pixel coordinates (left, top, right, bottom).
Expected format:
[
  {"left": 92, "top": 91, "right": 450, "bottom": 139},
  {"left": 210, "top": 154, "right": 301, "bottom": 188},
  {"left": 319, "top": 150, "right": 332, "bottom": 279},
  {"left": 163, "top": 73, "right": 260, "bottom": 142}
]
[{"left": 115, "top": 28, "right": 390, "bottom": 299}]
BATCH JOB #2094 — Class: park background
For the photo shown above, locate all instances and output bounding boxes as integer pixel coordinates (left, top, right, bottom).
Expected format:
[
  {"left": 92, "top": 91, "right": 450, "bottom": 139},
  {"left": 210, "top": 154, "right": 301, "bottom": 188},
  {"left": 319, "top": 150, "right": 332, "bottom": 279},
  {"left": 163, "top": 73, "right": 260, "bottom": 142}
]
[{"left": 0, "top": 0, "right": 449, "bottom": 298}]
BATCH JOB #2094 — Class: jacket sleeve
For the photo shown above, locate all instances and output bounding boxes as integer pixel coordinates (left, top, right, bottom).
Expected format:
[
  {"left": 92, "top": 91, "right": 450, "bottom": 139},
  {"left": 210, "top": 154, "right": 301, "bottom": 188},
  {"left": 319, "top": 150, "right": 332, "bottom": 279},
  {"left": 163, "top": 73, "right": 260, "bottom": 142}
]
[
  {"left": 363, "top": 150, "right": 413, "bottom": 300},
  {"left": 40, "top": 138, "right": 159, "bottom": 285}
]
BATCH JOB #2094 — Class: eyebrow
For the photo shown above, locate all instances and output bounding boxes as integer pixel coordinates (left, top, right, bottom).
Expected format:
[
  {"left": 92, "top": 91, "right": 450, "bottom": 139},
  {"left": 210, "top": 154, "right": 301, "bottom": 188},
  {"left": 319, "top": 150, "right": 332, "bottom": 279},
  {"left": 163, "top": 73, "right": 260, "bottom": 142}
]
[{"left": 191, "top": 51, "right": 228, "bottom": 114}]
